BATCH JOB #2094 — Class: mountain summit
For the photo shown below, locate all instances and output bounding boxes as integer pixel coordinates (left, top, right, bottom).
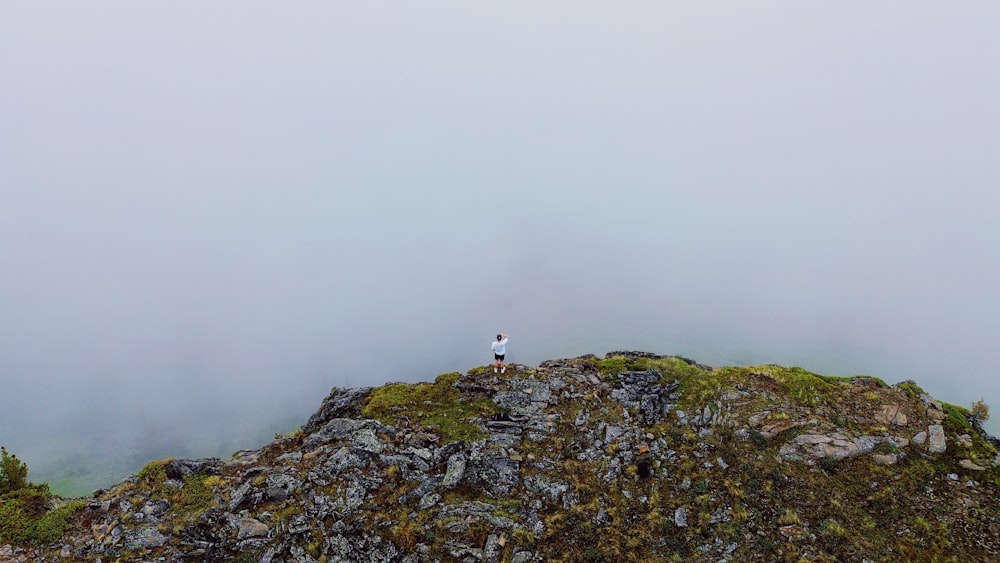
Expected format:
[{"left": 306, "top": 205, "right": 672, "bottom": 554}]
[{"left": 4, "top": 352, "right": 1000, "bottom": 561}]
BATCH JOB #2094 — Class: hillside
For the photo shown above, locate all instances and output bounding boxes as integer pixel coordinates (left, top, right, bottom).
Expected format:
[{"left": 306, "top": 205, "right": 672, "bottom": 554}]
[{"left": 3, "top": 352, "right": 1000, "bottom": 562}]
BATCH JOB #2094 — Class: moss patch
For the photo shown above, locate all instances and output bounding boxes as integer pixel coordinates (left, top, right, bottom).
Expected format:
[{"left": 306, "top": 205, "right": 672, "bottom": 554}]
[
  {"left": 895, "top": 380, "right": 926, "bottom": 398},
  {"left": 747, "top": 365, "right": 841, "bottom": 407},
  {"left": 133, "top": 459, "right": 218, "bottom": 521},
  {"left": 363, "top": 372, "right": 499, "bottom": 443}
]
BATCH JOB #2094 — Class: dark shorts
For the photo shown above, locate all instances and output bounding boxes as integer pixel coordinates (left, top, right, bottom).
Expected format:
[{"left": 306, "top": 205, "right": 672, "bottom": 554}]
[{"left": 494, "top": 354, "right": 505, "bottom": 361}]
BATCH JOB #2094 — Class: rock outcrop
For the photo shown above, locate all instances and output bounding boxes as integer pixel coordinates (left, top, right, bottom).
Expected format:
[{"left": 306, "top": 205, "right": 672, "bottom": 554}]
[{"left": 4, "top": 352, "right": 1000, "bottom": 562}]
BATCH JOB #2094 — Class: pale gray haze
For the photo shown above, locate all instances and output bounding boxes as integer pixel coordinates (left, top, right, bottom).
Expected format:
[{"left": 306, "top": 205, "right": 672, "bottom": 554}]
[{"left": 2, "top": 4, "right": 999, "bottom": 493}]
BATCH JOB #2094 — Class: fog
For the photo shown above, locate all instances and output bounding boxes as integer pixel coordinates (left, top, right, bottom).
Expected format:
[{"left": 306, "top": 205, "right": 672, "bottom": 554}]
[{"left": 2, "top": 4, "right": 999, "bottom": 494}]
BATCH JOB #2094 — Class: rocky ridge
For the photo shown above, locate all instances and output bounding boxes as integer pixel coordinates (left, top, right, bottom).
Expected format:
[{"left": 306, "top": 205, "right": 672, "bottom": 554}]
[{"left": 4, "top": 352, "right": 1000, "bottom": 562}]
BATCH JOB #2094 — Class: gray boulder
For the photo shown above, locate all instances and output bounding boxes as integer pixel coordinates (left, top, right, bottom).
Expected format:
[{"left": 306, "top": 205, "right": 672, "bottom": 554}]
[{"left": 928, "top": 425, "right": 947, "bottom": 454}]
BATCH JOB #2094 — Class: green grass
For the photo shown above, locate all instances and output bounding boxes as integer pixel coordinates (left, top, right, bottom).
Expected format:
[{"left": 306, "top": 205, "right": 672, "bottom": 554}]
[
  {"left": 597, "top": 356, "right": 638, "bottom": 378},
  {"left": 0, "top": 492, "right": 85, "bottom": 545},
  {"left": 940, "top": 402, "right": 973, "bottom": 434},
  {"left": 895, "top": 380, "right": 926, "bottom": 398},
  {"left": 0, "top": 446, "right": 84, "bottom": 545},
  {"left": 937, "top": 402, "right": 999, "bottom": 463},
  {"left": 363, "top": 372, "right": 499, "bottom": 443},
  {"left": 132, "top": 459, "right": 218, "bottom": 521},
  {"left": 466, "top": 365, "right": 495, "bottom": 376},
  {"left": 755, "top": 365, "right": 840, "bottom": 407}
]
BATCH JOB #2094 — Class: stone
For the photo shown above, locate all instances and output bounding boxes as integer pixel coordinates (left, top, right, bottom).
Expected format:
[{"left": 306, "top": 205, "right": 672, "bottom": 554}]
[
  {"left": 674, "top": 507, "right": 688, "bottom": 527},
  {"left": 259, "top": 547, "right": 278, "bottom": 563},
  {"left": 276, "top": 451, "right": 303, "bottom": 464},
  {"left": 873, "top": 453, "right": 898, "bottom": 465},
  {"left": 484, "top": 534, "right": 503, "bottom": 563},
  {"left": 493, "top": 390, "right": 535, "bottom": 415},
  {"left": 352, "top": 427, "right": 388, "bottom": 453},
  {"left": 960, "top": 459, "right": 987, "bottom": 471},
  {"left": 779, "top": 525, "right": 808, "bottom": 541},
  {"left": 163, "top": 459, "right": 187, "bottom": 480},
  {"left": 443, "top": 452, "right": 467, "bottom": 488},
  {"left": 164, "top": 478, "right": 185, "bottom": 490},
  {"left": 89, "top": 500, "right": 112, "bottom": 513},
  {"left": 287, "top": 514, "right": 311, "bottom": 535},
  {"left": 341, "top": 482, "right": 367, "bottom": 510},
  {"left": 928, "top": 425, "right": 947, "bottom": 454},
  {"left": 324, "top": 446, "right": 378, "bottom": 475},
  {"left": 266, "top": 473, "right": 301, "bottom": 501},
  {"left": 237, "top": 517, "right": 269, "bottom": 539},
  {"left": 141, "top": 499, "right": 170, "bottom": 518},
  {"left": 307, "top": 418, "right": 393, "bottom": 451},
  {"left": 228, "top": 481, "right": 255, "bottom": 511},
  {"left": 472, "top": 455, "right": 521, "bottom": 496},
  {"left": 761, "top": 420, "right": 800, "bottom": 435},
  {"left": 596, "top": 509, "right": 611, "bottom": 526},
  {"left": 525, "top": 476, "right": 569, "bottom": 503},
  {"left": 418, "top": 492, "right": 441, "bottom": 510},
  {"left": 609, "top": 370, "right": 678, "bottom": 425},
  {"left": 123, "top": 526, "right": 169, "bottom": 549},
  {"left": 875, "top": 404, "right": 908, "bottom": 426},
  {"left": 780, "top": 433, "right": 903, "bottom": 463},
  {"left": 605, "top": 425, "right": 627, "bottom": 442},
  {"left": 302, "top": 386, "right": 374, "bottom": 433},
  {"left": 406, "top": 447, "right": 433, "bottom": 461},
  {"left": 912, "top": 431, "right": 928, "bottom": 445}
]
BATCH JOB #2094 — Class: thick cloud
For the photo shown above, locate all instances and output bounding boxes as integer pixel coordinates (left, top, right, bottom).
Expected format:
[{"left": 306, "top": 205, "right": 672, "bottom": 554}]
[{"left": 2, "top": 3, "right": 999, "bottom": 493}]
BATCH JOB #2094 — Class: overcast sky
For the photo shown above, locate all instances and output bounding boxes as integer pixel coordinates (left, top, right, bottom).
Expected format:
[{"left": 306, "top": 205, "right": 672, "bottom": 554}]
[{"left": 2, "top": 3, "right": 999, "bottom": 489}]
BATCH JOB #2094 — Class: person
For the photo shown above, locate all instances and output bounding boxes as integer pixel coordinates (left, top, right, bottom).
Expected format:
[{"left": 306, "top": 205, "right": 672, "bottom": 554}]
[{"left": 491, "top": 332, "right": 509, "bottom": 373}]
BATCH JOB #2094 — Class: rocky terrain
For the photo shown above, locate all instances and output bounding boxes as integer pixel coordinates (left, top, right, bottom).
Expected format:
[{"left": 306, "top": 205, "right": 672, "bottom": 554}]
[{"left": 4, "top": 351, "right": 1000, "bottom": 562}]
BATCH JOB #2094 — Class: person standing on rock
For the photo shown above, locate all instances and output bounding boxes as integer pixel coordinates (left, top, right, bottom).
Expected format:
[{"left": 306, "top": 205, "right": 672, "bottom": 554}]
[{"left": 491, "top": 333, "right": 509, "bottom": 374}]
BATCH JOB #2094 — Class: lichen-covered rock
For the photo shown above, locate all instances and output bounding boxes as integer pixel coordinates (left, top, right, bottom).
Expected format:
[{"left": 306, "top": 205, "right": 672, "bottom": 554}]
[
  {"left": 140, "top": 499, "right": 170, "bottom": 518},
  {"left": 609, "top": 369, "right": 679, "bottom": 425},
  {"left": 123, "top": 526, "right": 169, "bottom": 549},
  {"left": 675, "top": 507, "right": 688, "bottom": 527},
  {"left": 443, "top": 452, "right": 467, "bottom": 488},
  {"left": 265, "top": 473, "right": 301, "bottom": 501},
  {"left": 301, "top": 386, "right": 374, "bottom": 434},
  {"left": 304, "top": 418, "right": 395, "bottom": 451}
]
